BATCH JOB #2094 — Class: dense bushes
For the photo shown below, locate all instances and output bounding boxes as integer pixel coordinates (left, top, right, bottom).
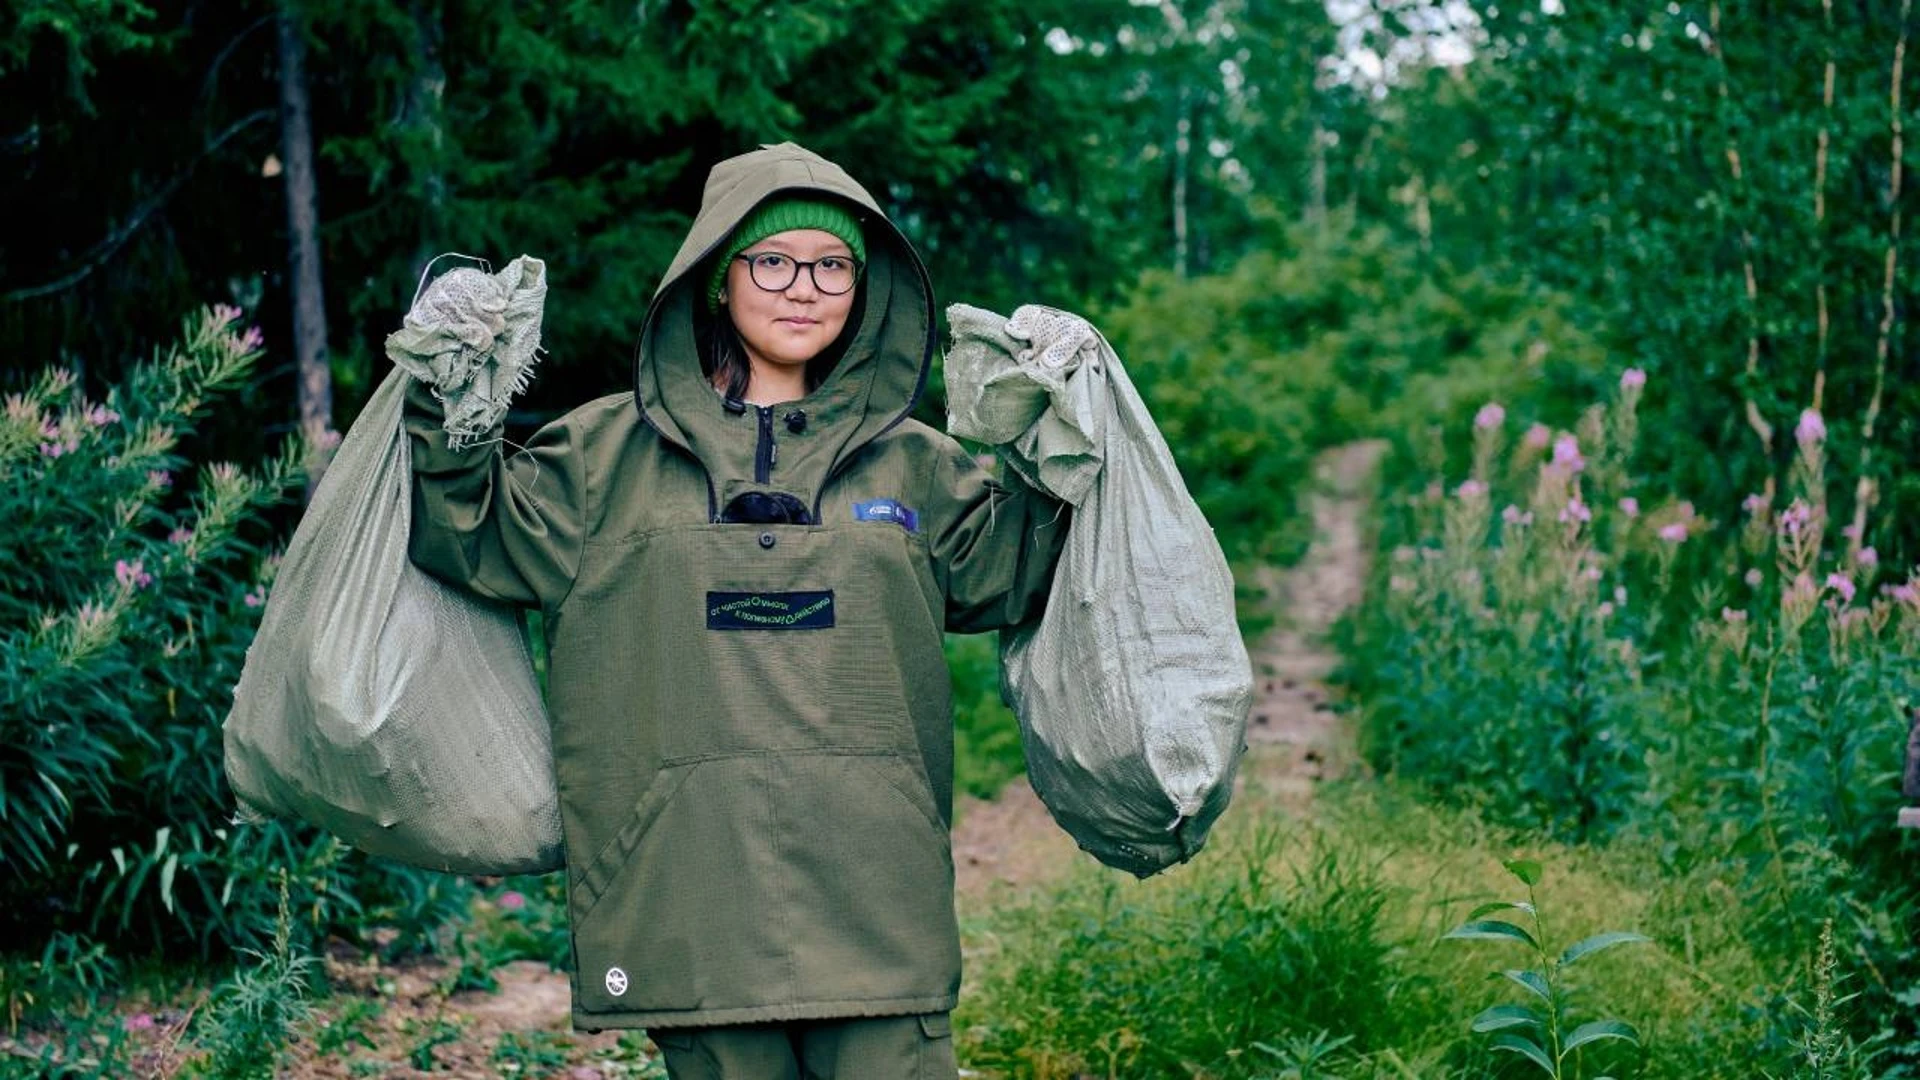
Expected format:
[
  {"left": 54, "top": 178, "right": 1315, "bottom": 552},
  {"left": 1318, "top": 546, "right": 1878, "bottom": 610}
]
[
  {"left": 0, "top": 308, "right": 469, "bottom": 962},
  {"left": 1349, "top": 370, "right": 1920, "bottom": 1068},
  {"left": 1096, "top": 222, "right": 1606, "bottom": 572}
]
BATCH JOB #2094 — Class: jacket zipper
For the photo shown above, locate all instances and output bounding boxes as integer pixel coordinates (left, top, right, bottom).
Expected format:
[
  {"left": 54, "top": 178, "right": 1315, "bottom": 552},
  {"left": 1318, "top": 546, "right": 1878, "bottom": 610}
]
[{"left": 755, "top": 405, "right": 776, "bottom": 483}]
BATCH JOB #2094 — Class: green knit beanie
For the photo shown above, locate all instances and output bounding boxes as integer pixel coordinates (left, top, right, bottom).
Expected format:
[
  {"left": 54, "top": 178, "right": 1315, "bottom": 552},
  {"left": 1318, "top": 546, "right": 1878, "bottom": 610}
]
[{"left": 707, "top": 197, "right": 867, "bottom": 310}]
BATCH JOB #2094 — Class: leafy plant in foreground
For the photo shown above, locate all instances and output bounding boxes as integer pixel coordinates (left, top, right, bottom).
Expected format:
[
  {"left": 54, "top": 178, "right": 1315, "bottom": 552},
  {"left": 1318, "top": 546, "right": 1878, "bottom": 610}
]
[
  {"left": 1445, "top": 858, "right": 1650, "bottom": 1079},
  {"left": 190, "top": 878, "right": 318, "bottom": 1080}
]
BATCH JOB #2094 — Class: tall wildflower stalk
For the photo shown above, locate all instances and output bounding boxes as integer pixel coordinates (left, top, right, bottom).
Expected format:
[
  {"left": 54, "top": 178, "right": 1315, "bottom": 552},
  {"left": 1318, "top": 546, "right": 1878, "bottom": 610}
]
[
  {"left": 1846, "top": 0, "right": 1910, "bottom": 555},
  {"left": 1707, "top": 0, "right": 1774, "bottom": 470}
]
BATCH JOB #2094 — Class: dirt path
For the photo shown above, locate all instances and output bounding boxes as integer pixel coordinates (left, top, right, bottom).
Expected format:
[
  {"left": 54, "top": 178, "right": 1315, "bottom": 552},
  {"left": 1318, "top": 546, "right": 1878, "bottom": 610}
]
[{"left": 951, "top": 440, "right": 1386, "bottom": 901}]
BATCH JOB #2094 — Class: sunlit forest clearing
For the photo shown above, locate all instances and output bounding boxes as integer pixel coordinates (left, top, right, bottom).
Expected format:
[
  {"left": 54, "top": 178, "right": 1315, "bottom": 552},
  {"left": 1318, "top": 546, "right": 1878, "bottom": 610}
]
[{"left": 5, "top": 0, "right": 1920, "bottom": 1076}]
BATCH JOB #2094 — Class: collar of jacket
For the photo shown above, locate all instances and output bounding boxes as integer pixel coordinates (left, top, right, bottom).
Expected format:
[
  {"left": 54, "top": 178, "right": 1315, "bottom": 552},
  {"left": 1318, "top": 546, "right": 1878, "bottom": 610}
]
[{"left": 632, "top": 143, "right": 934, "bottom": 517}]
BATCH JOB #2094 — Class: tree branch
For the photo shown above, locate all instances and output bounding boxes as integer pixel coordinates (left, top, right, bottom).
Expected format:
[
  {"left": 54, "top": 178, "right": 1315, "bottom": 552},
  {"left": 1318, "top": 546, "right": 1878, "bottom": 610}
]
[{"left": 2, "top": 109, "right": 273, "bottom": 303}]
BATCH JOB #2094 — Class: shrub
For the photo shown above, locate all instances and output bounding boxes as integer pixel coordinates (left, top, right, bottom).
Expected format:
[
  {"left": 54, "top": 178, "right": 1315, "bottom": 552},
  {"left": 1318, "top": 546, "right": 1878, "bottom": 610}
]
[
  {"left": 0, "top": 307, "right": 470, "bottom": 960},
  {"left": 1348, "top": 367, "right": 1920, "bottom": 1062}
]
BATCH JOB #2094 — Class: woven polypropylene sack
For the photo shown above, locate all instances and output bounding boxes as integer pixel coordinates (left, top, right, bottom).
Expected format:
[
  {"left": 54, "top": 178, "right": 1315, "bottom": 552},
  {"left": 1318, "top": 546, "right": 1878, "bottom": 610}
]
[
  {"left": 223, "top": 257, "right": 561, "bottom": 875},
  {"left": 945, "top": 303, "right": 1251, "bottom": 877}
]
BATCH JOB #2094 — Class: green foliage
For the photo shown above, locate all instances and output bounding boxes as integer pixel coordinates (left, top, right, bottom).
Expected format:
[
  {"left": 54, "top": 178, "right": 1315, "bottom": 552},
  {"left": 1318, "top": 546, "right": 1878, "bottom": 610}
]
[
  {"left": 1765, "top": 921, "right": 1886, "bottom": 1080},
  {"left": 1367, "top": 2, "right": 1920, "bottom": 563},
  {"left": 1349, "top": 369, "right": 1920, "bottom": 1067},
  {"left": 490, "top": 1030, "right": 571, "bottom": 1076},
  {"left": 1443, "top": 858, "right": 1650, "bottom": 1079},
  {"left": 0, "top": 307, "right": 295, "bottom": 953},
  {"left": 189, "top": 879, "right": 318, "bottom": 1080},
  {"left": 447, "top": 876, "right": 572, "bottom": 993},
  {"left": 958, "top": 786, "right": 1782, "bottom": 1078},
  {"left": 0, "top": 308, "right": 474, "bottom": 963},
  {"left": 1097, "top": 221, "right": 1603, "bottom": 573},
  {"left": 947, "top": 633, "right": 1025, "bottom": 801},
  {"left": 963, "top": 830, "right": 1425, "bottom": 1078}
]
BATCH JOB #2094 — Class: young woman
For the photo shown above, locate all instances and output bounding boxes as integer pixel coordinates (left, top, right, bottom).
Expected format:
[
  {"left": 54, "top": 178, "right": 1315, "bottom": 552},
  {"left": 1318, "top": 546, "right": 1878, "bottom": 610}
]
[{"left": 403, "top": 142, "right": 1068, "bottom": 1078}]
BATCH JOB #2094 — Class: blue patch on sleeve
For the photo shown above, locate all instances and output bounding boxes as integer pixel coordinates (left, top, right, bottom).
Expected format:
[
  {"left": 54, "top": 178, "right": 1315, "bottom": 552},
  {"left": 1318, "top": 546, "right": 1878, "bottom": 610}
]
[{"left": 853, "top": 498, "right": 919, "bottom": 533}]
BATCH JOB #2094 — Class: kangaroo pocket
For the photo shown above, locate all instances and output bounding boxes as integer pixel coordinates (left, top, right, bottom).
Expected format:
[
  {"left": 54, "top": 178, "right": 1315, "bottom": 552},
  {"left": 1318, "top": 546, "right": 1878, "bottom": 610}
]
[{"left": 570, "top": 751, "right": 959, "bottom": 1016}]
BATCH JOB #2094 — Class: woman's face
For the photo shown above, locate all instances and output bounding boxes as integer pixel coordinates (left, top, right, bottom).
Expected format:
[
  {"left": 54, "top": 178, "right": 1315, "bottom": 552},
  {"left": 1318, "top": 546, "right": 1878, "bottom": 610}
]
[{"left": 723, "top": 228, "right": 858, "bottom": 378}]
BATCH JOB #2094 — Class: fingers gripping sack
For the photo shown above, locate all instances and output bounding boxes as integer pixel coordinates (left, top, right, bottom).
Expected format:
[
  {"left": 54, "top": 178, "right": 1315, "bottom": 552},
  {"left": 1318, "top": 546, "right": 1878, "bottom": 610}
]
[
  {"left": 944, "top": 303, "right": 1253, "bottom": 878},
  {"left": 222, "top": 255, "right": 561, "bottom": 875}
]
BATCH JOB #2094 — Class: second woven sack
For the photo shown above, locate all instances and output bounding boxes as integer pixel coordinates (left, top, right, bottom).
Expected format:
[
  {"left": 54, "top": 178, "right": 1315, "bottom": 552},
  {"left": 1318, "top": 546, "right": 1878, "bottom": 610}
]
[
  {"left": 223, "top": 256, "right": 561, "bottom": 875},
  {"left": 944, "top": 303, "right": 1251, "bottom": 878}
]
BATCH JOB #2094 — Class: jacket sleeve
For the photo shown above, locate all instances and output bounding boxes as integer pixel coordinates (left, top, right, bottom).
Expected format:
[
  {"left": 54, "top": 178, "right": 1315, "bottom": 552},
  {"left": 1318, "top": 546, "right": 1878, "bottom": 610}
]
[
  {"left": 929, "top": 445, "right": 1070, "bottom": 634},
  {"left": 404, "top": 376, "right": 587, "bottom": 609}
]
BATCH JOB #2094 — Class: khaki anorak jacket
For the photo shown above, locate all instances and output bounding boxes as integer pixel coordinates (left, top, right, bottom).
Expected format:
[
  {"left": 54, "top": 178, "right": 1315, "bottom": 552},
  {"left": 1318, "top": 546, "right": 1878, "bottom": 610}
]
[{"left": 404, "top": 143, "right": 1068, "bottom": 1030}]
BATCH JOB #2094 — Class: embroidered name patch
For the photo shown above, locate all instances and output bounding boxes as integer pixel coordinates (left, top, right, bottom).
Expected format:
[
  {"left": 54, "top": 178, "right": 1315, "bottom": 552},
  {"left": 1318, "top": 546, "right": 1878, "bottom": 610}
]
[
  {"left": 853, "top": 498, "right": 919, "bottom": 533},
  {"left": 707, "top": 591, "right": 836, "bottom": 630}
]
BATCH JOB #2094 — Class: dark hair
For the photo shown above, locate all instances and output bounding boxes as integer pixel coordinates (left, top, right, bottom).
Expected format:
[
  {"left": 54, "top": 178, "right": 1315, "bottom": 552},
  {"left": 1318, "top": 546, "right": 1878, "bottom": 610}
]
[{"left": 698, "top": 273, "right": 867, "bottom": 403}]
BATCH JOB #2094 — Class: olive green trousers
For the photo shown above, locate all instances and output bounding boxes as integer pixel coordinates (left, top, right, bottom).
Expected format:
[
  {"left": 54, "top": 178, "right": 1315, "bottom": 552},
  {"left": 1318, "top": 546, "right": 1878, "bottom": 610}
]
[{"left": 650, "top": 1012, "right": 956, "bottom": 1079}]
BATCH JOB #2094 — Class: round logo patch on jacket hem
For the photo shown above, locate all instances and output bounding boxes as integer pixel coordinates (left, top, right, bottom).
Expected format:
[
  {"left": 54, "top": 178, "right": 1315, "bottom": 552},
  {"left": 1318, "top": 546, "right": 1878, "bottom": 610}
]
[{"left": 605, "top": 967, "right": 629, "bottom": 997}]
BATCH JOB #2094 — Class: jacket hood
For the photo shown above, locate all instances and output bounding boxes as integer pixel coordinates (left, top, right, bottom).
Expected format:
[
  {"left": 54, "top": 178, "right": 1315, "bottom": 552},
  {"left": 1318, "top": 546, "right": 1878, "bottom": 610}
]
[{"left": 633, "top": 143, "right": 935, "bottom": 514}]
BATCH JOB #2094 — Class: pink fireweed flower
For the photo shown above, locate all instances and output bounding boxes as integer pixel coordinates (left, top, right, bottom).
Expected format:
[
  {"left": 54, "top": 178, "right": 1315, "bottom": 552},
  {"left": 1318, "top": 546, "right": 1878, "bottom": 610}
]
[
  {"left": 244, "top": 586, "right": 267, "bottom": 608},
  {"left": 1620, "top": 367, "right": 1647, "bottom": 390},
  {"left": 1618, "top": 497, "right": 1640, "bottom": 518},
  {"left": 122, "top": 1013, "right": 155, "bottom": 1032},
  {"left": 1858, "top": 547, "right": 1880, "bottom": 568},
  {"left": 1658, "top": 523, "right": 1689, "bottom": 543},
  {"left": 39, "top": 420, "right": 59, "bottom": 439},
  {"left": 1523, "top": 423, "right": 1552, "bottom": 450},
  {"left": 1559, "top": 498, "right": 1592, "bottom": 524},
  {"left": 1745, "top": 568, "right": 1765, "bottom": 588},
  {"left": 1551, "top": 434, "right": 1586, "bottom": 472},
  {"left": 1597, "top": 601, "right": 1615, "bottom": 618},
  {"left": 1722, "top": 607, "right": 1748, "bottom": 623},
  {"left": 498, "top": 891, "right": 527, "bottom": 912},
  {"left": 168, "top": 528, "right": 192, "bottom": 545},
  {"left": 1826, "top": 573, "right": 1856, "bottom": 603},
  {"left": 233, "top": 326, "right": 266, "bottom": 354},
  {"left": 316, "top": 428, "right": 343, "bottom": 451},
  {"left": 1796, "top": 408, "right": 1827, "bottom": 447},
  {"left": 1501, "top": 505, "right": 1533, "bottom": 527},
  {"left": 148, "top": 470, "right": 172, "bottom": 488},
  {"left": 211, "top": 303, "right": 243, "bottom": 327},
  {"left": 1474, "top": 403, "right": 1506, "bottom": 430},
  {"left": 84, "top": 404, "right": 119, "bottom": 427},
  {"left": 209, "top": 462, "right": 239, "bottom": 483},
  {"left": 1891, "top": 583, "right": 1920, "bottom": 607},
  {"left": 1455, "top": 479, "right": 1489, "bottom": 500},
  {"left": 1743, "top": 492, "right": 1769, "bottom": 515},
  {"left": 1842, "top": 522, "right": 1864, "bottom": 542},
  {"left": 1583, "top": 566, "right": 1603, "bottom": 582},
  {"left": 115, "top": 559, "right": 152, "bottom": 589},
  {"left": 1779, "top": 501, "right": 1814, "bottom": 537}
]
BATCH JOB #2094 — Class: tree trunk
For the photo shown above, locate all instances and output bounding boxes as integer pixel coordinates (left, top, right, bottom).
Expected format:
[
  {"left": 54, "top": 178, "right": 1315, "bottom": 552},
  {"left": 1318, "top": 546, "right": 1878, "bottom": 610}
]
[
  {"left": 1172, "top": 84, "right": 1191, "bottom": 279},
  {"left": 406, "top": 0, "right": 447, "bottom": 268},
  {"left": 277, "top": 7, "right": 332, "bottom": 483}
]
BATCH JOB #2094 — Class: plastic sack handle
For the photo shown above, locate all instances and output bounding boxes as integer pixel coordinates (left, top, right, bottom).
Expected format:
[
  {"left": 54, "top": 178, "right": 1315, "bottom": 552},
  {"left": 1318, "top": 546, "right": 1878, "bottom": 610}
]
[{"left": 411, "top": 252, "right": 494, "bottom": 310}]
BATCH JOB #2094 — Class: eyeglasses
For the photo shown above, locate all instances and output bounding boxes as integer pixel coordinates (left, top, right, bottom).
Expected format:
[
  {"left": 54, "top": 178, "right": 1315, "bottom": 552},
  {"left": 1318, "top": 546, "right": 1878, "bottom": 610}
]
[{"left": 734, "top": 251, "right": 862, "bottom": 296}]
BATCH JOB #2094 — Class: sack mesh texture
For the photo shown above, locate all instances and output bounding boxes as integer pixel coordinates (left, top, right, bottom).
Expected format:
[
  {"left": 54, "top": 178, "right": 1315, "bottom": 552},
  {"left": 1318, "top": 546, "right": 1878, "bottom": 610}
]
[
  {"left": 945, "top": 303, "right": 1251, "bottom": 877},
  {"left": 223, "top": 255, "right": 561, "bottom": 874}
]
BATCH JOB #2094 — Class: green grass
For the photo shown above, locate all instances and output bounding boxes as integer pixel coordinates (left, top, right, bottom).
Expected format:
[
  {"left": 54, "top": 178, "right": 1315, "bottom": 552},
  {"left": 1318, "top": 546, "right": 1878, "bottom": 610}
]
[{"left": 955, "top": 780, "right": 1778, "bottom": 1079}]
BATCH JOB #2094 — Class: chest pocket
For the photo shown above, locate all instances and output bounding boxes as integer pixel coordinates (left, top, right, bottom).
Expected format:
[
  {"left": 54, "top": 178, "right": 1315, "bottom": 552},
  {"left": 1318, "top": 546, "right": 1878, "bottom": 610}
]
[{"left": 606, "top": 522, "right": 942, "bottom": 762}]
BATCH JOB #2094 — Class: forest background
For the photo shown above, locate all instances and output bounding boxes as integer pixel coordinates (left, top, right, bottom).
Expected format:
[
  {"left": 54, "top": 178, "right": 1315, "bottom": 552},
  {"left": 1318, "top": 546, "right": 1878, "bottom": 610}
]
[{"left": 6, "top": 0, "right": 1920, "bottom": 1076}]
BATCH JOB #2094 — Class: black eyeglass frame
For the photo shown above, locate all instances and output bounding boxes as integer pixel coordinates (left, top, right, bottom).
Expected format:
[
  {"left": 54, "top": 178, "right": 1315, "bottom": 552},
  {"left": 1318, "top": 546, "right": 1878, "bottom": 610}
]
[{"left": 731, "top": 252, "right": 864, "bottom": 296}]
